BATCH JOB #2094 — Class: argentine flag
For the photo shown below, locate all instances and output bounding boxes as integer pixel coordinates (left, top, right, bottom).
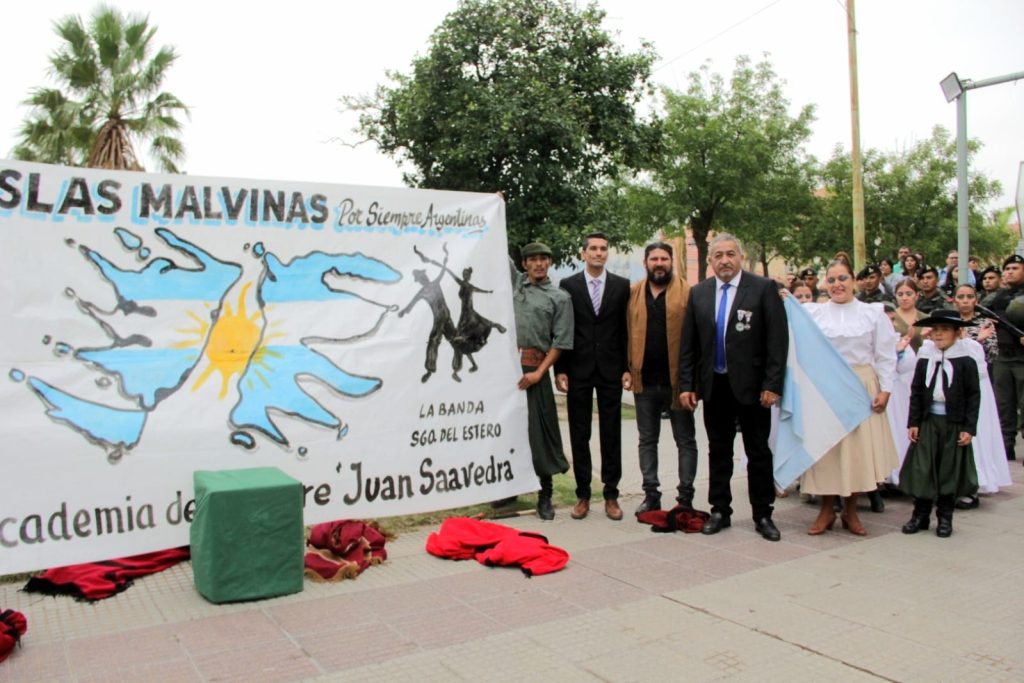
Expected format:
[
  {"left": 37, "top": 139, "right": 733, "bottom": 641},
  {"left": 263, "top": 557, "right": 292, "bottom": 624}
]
[{"left": 772, "top": 296, "right": 873, "bottom": 487}]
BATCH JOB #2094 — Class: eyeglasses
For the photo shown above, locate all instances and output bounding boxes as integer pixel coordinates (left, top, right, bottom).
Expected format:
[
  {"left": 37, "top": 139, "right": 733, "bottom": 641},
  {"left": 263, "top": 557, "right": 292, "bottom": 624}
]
[{"left": 826, "top": 275, "right": 851, "bottom": 284}]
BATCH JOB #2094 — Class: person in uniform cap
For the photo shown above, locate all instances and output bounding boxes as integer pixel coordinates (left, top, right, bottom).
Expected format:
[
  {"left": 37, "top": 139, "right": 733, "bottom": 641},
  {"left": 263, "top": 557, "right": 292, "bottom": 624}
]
[
  {"left": 509, "top": 241, "right": 574, "bottom": 518},
  {"left": 979, "top": 265, "right": 1002, "bottom": 301},
  {"left": 799, "top": 268, "right": 819, "bottom": 299},
  {"left": 856, "top": 264, "right": 890, "bottom": 303},
  {"left": 916, "top": 266, "right": 950, "bottom": 314},
  {"left": 987, "top": 254, "right": 1024, "bottom": 462}
]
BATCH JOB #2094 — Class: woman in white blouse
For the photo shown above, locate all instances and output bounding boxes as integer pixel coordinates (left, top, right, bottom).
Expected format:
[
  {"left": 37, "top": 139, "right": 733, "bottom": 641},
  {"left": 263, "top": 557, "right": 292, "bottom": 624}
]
[{"left": 801, "top": 259, "right": 901, "bottom": 535}]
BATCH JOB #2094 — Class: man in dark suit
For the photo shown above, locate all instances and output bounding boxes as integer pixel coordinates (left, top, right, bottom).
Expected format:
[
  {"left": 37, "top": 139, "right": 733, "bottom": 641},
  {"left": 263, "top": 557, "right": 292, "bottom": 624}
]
[
  {"left": 555, "top": 232, "right": 632, "bottom": 520},
  {"left": 679, "top": 233, "right": 788, "bottom": 541}
]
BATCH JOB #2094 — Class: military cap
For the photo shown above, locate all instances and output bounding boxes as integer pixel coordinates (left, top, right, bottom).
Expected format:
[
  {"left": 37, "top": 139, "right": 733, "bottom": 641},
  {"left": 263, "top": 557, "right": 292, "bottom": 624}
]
[
  {"left": 1003, "top": 254, "right": 1024, "bottom": 269},
  {"left": 857, "top": 264, "right": 881, "bottom": 279},
  {"left": 521, "top": 242, "right": 553, "bottom": 258}
]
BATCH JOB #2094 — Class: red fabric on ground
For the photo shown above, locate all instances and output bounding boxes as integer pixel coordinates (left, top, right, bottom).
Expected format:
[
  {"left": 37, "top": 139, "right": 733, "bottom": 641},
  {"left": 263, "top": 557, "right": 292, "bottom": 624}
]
[
  {"left": 0, "top": 609, "right": 27, "bottom": 664},
  {"left": 304, "top": 520, "right": 388, "bottom": 581},
  {"left": 22, "top": 547, "right": 190, "bottom": 601},
  {"left": 637, "top": 505, "right": 710, "bottom": 533},
  {"left": 426, "top": 517, "right": 569, "bottom": 576}
]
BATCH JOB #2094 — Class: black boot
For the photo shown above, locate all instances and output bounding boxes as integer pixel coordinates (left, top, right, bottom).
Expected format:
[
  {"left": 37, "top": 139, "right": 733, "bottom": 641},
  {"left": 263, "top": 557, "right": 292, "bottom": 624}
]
[
  {"left": 902, "top": 498, "right": 932, "bottom": 534},
  {"left": 935, "top": 497, "right": 954, "bottom": 538},
  {"left": 536, "top": 495, "right": 554, "bottom": 521},
  {"left": 867, "top": 489, "right": 885, "bottom": 513}
]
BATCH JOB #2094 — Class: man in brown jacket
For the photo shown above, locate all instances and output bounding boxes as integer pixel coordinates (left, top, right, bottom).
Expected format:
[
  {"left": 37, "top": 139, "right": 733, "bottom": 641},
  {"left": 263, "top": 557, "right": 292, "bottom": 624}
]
[{"left": 627, "top": 241, "right": 698, "bottom": 515}]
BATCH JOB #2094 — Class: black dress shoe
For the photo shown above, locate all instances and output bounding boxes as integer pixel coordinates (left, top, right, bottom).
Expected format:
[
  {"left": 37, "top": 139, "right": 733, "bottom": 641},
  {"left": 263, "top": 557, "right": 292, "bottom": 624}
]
[
  {"left": 702, "top": 511, "right": 731, "bottom": 535},
  {"left": 754, "top": 517, "right": 781, "bottom": 541},
  {"left": 634, "top": 496, "right": 661, "bottom": 517}
]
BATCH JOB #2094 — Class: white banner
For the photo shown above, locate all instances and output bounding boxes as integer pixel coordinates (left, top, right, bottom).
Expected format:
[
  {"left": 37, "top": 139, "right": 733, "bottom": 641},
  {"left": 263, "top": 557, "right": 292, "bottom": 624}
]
[{"left": 0, "top": 161, "right": 534, "bottom": 573}]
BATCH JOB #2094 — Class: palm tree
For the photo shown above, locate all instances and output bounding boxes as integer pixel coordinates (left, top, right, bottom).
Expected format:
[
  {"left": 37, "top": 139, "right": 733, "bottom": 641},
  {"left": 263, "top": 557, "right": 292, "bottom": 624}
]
[{"left": 12, "top": 5, "right": 189, "bottom": 173}]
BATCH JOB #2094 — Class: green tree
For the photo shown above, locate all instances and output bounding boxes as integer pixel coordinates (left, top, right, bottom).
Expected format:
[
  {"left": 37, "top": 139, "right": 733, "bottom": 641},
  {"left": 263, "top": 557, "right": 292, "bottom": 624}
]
[
  {"left": 643, "top": 56, "right": 816, "bottom": 279},
  {"left": 346, "top": 0, "right": 658, "bottom": 264},
  {"left": 810, "top": 126, "right": 1008, "bottom": 265},
  {"left": 12, "top": 5, "right": 189, "bottom": 173}
]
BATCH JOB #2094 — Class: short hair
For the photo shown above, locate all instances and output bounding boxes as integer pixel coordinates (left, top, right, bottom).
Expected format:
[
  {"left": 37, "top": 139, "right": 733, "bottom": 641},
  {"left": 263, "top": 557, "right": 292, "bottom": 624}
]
[
  {"left": 582, "top": 231, "right": 608, "bottom": 249},
  {"left": 708, "top": 232, "right": 744, "bottom": 256},
  {"left": 644, "top": 241, "right": 674, "bottom": 259}
]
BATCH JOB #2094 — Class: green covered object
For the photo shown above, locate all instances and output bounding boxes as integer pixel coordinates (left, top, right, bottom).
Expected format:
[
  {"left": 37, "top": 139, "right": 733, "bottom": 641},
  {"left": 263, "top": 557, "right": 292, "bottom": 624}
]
[{"left": 191, "top": 467, "right": 304, "bottom": 603}]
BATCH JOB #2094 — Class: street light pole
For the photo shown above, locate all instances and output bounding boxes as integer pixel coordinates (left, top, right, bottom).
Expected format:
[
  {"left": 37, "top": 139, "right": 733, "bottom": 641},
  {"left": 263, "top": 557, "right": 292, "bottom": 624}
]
[{"left": 941, "top": 70, "right": 1024, "bottom": 285}]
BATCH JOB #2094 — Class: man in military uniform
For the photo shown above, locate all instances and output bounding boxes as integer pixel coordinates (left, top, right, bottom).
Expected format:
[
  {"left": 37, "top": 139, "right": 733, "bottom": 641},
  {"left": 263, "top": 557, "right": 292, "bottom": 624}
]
[
  {"left": 916, "top": 266, "right": 950, "bottom": 313},
  {"left": 855, "top": 264, "right": 890, "bottom": 303},
  {"left": 511, "top": 242, "right": 575, "bottom": 517},
  {"left": 799, "top": 267, "right": 820, "bottom": 299},
  {"left": 987, "top": 254, "right": 1024, "bottom": 462}
]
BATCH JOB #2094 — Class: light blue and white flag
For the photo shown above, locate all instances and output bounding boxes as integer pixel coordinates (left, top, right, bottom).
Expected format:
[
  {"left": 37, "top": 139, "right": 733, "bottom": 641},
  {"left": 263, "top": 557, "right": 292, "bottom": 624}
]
[{"left": 772, "top": 297, "right": 873, "bottom": 487}]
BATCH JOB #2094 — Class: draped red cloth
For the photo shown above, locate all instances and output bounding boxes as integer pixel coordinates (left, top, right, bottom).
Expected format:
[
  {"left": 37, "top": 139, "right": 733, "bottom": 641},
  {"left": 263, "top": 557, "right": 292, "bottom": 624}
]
[
  {"left": 304, "top": 520, "right": 388, "bottom": 581},
  {"left": 22, "top": 547, "right": 190, "bottom": 601},
  {"left": 0, "top": 609, "right": 27, "bottom": 664},
  {"left": 636, "top": 505, "right": 710, "bottom": 533},
  {"left": 425, "top": 517, "right": 569, "bottom": 576}
]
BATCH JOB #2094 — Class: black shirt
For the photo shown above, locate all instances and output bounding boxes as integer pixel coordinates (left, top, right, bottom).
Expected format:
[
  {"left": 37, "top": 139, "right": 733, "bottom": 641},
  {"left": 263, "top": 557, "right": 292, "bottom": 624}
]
[{"left": 641, "top": 285, "right": 670, "bottom": 386}]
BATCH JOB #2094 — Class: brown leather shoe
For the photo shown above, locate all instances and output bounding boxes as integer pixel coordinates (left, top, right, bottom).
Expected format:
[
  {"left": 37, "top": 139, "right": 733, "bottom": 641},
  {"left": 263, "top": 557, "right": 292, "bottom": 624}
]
[
  {"left": 570, "top": 499, "right": 590, "bottom": 519},
  {"left": 605, "top": 499, "right": 623, "bottom": 521}
]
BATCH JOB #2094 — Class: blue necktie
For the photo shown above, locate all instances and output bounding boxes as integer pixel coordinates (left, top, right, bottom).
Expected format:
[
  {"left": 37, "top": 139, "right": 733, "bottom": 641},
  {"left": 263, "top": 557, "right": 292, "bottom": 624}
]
[{"left": 715, "top": 282, "right": 730, "bottom": 372}]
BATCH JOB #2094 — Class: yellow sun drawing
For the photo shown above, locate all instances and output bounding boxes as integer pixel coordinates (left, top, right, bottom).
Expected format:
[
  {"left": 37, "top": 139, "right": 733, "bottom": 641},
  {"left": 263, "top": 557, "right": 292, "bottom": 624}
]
[{"left": 179, "top": 282, "right": 280, "bottom": 399}]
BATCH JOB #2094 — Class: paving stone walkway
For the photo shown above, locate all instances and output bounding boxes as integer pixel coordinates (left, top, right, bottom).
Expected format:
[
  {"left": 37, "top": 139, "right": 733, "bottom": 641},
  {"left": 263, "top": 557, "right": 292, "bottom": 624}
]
[{"left": 2, "top": 417, "right": 1022, "bottom": 682}]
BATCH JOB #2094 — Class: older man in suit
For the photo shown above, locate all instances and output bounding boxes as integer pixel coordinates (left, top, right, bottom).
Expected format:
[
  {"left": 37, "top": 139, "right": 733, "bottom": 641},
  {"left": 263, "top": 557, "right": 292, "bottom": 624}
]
[
  {"left": 679, "top": 233, "right": 788, "bottom": 541},
  {"left": 555, "top": 232, "right": 631, "bottom": 520}
]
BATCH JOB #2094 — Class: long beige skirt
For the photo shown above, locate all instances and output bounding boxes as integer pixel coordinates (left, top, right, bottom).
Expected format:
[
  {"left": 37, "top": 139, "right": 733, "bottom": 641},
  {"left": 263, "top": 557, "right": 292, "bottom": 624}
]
[{"left": 800, "top": 364, "right": 900, "bottom": 497}]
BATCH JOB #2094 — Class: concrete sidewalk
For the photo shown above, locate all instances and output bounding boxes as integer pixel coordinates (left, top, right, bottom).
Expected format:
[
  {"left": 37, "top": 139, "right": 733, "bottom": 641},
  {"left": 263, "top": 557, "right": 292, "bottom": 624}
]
[{"left": 2, "top": 417, "right": 1023, "bottom": 682}]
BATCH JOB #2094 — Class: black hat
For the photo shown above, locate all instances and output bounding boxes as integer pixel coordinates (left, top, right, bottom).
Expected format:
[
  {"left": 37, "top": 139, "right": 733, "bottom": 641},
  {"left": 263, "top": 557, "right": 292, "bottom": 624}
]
[
  {"left": 856, "top": 264, "right": 880, "bottom": 279},
  {"left": 980, "top": 265, "right": 1001, "bottom": 278},
  {"left": 1003, "top": 254, "right": 1024, "bottom": 269},
  {"left": 913, "top": 309, "right": 971, "bottom": 328},
  {"left": 520, "top": 242, "right": 553, "bottom": 258},
  {"left": 919, "top": 265, "right": 939, "bottom": 278},
  {"left": 799, "top": 268, "right": 817, "bottom": 279}
]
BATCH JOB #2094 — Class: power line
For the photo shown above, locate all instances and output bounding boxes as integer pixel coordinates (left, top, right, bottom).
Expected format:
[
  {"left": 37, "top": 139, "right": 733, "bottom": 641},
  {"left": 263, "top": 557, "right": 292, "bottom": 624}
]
[{"left": 653, "top": 0, "right": 787, "bottom": 74}]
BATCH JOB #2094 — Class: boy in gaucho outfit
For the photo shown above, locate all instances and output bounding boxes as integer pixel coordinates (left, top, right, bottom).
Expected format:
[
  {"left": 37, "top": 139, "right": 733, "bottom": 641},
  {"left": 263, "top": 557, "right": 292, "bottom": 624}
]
[{"left": 901, "top": 309, "right": 980, "bottom": 538}]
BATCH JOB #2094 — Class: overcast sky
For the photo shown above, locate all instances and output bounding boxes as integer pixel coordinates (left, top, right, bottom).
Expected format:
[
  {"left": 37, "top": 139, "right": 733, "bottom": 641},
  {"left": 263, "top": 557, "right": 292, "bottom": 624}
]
[{"left": 3, "top": 0, "right": 1022, "bottom": 213}]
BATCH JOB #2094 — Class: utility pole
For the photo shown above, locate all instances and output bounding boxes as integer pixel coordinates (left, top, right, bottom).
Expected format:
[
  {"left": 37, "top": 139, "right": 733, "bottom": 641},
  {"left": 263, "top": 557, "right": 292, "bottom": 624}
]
[{"left": 846, "top": 0, "right": 866, "bottom": 271}]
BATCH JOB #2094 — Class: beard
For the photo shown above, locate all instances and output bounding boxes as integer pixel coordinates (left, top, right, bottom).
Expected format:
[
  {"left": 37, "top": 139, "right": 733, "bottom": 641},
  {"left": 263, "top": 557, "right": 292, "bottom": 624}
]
[{"left": 647, "top": 266, "right": 673, "bottom": 285}]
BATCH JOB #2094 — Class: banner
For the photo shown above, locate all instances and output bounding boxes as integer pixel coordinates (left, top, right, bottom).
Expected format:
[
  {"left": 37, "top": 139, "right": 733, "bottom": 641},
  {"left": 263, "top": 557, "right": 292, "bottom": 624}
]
[{"left": 0, "top": 161, "right": 533, "bottom": 573}]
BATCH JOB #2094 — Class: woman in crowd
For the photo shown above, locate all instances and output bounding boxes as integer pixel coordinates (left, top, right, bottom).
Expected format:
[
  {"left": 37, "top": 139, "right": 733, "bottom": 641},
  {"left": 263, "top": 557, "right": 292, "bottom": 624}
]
[
  {"left": 884, "top": 302, "right": 917, "bottom": 487},
  {"left": 901, "top": 254, "right": 922, "bottom": 281},
  {"left": 891, "top": 278, "right": 929, "bottom": 352},
  {"left": 952, "top": 283, "right": 1012, "bottom": 508},
  {"left": 801, "top": 259, "right": 900, "bottom": 535},
  {"left": 879, "top": 258, "right": 898, "bottom": 295},
  {"left": 790, "top": 280, "right": 815, "bottom": 304},
  {"left": 941, "top": 266, "right": 960, "bottom": 298}
]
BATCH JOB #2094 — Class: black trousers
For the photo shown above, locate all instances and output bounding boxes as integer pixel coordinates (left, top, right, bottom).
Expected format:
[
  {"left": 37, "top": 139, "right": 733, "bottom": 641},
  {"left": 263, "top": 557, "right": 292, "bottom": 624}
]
[
  {"left": 703, "top": 373, "right": 775, "bottom": 520},
  {"left": 567, "top": 377, "right": 622, "bottom": 500}
]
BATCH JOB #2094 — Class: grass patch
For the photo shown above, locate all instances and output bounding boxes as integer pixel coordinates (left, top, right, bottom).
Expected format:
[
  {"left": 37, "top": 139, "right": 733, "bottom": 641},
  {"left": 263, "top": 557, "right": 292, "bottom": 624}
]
[{"left": 373, "top": 472, "right": 581, "bottom": 535}]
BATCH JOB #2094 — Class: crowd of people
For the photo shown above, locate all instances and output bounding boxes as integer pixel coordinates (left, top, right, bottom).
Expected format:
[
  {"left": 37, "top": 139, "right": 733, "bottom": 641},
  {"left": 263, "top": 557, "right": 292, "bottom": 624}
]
[{"left": 509, "top": 233, "right": 1018, "bottom": 542}]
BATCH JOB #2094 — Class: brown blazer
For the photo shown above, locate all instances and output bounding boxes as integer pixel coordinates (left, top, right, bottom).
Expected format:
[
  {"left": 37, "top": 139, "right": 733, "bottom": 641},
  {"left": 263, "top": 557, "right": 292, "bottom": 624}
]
[{"left": 627, "top": 275, "right": 690, "bottom": 409}]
